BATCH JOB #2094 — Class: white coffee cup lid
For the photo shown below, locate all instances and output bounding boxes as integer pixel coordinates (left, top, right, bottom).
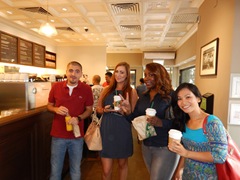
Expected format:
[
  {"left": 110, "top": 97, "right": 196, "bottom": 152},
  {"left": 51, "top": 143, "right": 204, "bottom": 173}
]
[
  {"left": 145, "top": 108, "right": 156, "bottom": 116},
  {"left": 114, "top": 95, "right": 121, "bottom": 101},
  {"left": 168, "top": 129, "right": 182, "bottom": 140}
]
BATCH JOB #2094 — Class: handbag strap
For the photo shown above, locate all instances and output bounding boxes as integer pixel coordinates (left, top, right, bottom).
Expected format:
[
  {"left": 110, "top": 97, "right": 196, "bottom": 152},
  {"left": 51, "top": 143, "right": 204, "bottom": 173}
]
[
  {"left": 202, "top": 115, "right": 209, "bottom": 134},
  {"left": 92, "top": 109, "right": 102, "bottom": 126}
]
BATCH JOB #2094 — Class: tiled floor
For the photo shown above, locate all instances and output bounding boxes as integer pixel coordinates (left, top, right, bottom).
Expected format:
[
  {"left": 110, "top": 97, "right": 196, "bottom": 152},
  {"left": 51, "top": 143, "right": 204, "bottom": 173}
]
[{"left": 64, "top": 129, "right": 149, "bottom": 180}]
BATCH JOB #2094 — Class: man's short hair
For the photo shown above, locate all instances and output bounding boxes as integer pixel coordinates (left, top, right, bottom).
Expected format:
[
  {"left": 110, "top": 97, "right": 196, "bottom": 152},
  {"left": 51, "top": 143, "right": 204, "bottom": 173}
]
[
  {"left": 105, "top": 72, "right": 112, "bottom": 77},
  {"left": 140, "top": 78, "right": 144, "bottom": 83},
  {"left": 93, "top": 75, "right": 101, "bottom": 83},
  {"left": 67, "top": 61, "right": 82, "bottom": 70}
]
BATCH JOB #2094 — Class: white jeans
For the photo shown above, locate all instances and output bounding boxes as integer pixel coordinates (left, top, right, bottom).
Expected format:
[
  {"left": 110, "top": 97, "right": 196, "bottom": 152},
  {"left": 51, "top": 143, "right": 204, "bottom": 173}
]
[{"left": 142, "top": 144, "right": 180, "bottom": 180}]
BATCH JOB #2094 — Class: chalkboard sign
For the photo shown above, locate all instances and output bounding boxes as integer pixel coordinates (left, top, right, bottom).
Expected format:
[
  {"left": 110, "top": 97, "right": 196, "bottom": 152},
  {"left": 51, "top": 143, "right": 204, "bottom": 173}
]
[
  {"left": 19, "top": 38, "right": 33, "bottom": 65},
  {"left": 33, "top": 43, "right": 45, "bottom": 67},
  {"left": 0, "top": 32, "right": 18, "bottom": 63}
]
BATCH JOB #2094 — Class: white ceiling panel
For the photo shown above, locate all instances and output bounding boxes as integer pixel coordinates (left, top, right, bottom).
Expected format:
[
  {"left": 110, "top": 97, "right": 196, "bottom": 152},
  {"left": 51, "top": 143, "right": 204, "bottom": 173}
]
[{"left": 0, "top": 0, "right": 204, "bottom": 52}]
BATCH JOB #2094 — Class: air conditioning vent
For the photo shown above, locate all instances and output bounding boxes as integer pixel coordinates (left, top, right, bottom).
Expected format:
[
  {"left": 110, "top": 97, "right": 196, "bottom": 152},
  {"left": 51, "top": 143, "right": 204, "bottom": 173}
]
[
  {"left": 111, "top": 3, "right": 140, "bottom": 15},
  {"left": 120, "top": 25, "right": 141, "bottom": 32},
  {"left": 125, "top": 38, "right": 141, "bottom": 41},
  {"left": 56, "top": 27, "right": 75, "bottom": 32},
  {"left": 172, "top": 13, "right": 200, "bottom": 24},
  {"left": 19, "top": 7, "right": 51, "bottom": 16},
  {"left": 144, "top": 52, "right": 176, "bottom": 60}
]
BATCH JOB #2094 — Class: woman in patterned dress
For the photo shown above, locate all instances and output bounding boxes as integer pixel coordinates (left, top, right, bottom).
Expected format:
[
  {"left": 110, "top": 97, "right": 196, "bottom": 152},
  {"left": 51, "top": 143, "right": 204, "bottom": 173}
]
[{"left": 169, "top": 83, "right": 228, "bottom": 180}]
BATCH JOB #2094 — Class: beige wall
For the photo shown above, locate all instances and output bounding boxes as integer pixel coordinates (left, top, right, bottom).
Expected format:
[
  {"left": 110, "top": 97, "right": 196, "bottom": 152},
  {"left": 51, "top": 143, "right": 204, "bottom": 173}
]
[
  {"left": 175, "top": 33, "right": 197, "bottom": 65},
  {"left": 56, "top": 46, "right": 106, "bottom": 85},
  {"left": 107, "top": 53, "right": 144, "bottom": 87},
  {"left": 195, "top": 0, "right": 234, "bottom": 127}
]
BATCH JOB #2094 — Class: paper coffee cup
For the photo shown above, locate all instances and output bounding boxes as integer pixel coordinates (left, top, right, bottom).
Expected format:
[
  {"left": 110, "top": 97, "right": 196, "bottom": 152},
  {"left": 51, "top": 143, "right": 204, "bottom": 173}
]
[
  {"left": 168, "top": 129, "right": 182, "bottom": 144},
  {"left": 113, "top": 95, "right": 121, "bottom": 110},
  {"left": 145, "top": 108, "right": 156, "bottom": 117}
]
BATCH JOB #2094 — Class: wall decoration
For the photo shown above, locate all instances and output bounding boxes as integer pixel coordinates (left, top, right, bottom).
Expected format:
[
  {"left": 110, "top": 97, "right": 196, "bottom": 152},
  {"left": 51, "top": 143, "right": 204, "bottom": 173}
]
[
  {"left": 200, "top": 38, "right": 219, "bottom": 76},
  {"left": 230, "top": 74, "right": 240, "bottom": 98},
  {"left": 228, "top": 100, "right": 240, "bottom": 125}
]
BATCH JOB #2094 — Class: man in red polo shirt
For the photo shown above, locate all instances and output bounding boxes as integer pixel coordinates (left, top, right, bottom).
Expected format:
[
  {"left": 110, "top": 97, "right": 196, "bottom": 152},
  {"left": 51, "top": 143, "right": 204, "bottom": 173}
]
[
  {"left": 47, "top": 61, "right": 93, "bottom": 180},
  {"left": 102, "top": 71, "right": 112, "bottom": 87}
]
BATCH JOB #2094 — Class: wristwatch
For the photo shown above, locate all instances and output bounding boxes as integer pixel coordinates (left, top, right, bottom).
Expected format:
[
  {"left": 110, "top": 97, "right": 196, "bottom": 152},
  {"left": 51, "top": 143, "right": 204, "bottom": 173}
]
[{"left": 77, "top": 115, "right": 82, "bottom": 122}]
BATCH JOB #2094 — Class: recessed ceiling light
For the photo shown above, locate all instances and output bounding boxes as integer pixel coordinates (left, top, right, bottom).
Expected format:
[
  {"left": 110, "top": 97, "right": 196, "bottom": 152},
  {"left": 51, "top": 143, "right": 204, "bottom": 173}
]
[{"left": 62, "top": 8, "right": 67, "bottom": 11}]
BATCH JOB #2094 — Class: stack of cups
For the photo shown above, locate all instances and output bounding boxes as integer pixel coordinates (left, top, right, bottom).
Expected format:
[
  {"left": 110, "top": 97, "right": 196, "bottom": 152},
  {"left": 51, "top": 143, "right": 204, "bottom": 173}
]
[{"left": 168, "top": 129, "right": 182, "bottom": 144}]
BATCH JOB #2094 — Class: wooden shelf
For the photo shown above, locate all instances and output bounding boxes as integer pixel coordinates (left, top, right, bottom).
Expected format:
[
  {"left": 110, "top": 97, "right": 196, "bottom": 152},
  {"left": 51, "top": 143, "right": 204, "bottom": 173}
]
[{"left": 45, "top": 51, "right": 56, "bottom": 68}]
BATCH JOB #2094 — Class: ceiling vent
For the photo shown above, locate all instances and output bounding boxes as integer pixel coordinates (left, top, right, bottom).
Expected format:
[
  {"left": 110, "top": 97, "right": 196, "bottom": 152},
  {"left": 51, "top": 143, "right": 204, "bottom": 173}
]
[
  {"left": 125, "top": 37, "right": 141, "bottom": 41},
  {"left": 56, "top": 27, "right": 75, "bottom": 32},
  {"left": 111, "top": 3, "right": 140, "bottom": 15},
  {"left": 19, "top": 7, "right": 52, "bottom": 16},
  {"left": 172, "top": 13, "right": 200, "bottom": 24},
  {"left": 120, "top": 25, "right": 141, "bottom": 32}
]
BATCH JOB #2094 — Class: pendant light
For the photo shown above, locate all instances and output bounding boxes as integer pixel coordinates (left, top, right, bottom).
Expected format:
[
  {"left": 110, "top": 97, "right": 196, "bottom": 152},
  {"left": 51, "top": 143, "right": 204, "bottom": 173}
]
[{"left": 38, "top": 0, "right": 57, "bottom": 37}]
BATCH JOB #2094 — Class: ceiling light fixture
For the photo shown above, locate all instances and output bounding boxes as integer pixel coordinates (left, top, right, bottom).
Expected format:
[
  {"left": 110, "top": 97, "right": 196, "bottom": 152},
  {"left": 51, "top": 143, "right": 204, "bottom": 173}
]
[{"left": 38, "top": 0, "right": 57, "bottom": 37}]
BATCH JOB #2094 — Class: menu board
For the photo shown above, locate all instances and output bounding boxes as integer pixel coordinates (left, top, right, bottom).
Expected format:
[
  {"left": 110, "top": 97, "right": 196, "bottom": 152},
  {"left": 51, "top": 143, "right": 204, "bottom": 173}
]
[
  {"left": 33, "top": 44, "right": 45, "bottom": 67},
  {"left": 19, "top": 38, "right": 33, "bottom": 65},
  {"left": 0, "top": 32, "right": 18, "bottom": 63}
]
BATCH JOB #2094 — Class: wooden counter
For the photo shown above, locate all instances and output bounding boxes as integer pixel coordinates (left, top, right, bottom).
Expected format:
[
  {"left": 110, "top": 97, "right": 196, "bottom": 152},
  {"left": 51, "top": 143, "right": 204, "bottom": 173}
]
[
  {"left": 0, "top": 107, "right": 91, "bottom": 180},
  {"left": 0, "top": 106, "right": 54, "bottom": 180}
]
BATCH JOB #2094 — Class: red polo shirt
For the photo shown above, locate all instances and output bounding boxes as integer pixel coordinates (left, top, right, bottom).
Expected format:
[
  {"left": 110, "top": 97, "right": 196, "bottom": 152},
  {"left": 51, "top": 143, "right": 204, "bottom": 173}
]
[{"left": 48, "top": 80, "right": 93, "bottom": 139}]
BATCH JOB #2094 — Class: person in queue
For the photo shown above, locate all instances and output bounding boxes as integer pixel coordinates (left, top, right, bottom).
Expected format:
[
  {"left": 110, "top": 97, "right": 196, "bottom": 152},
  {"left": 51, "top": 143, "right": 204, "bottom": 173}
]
[
  {"left": 102, "top": 71, "right": 112, "bottom": 87},
  {"left": 168, "top": 83, "right": 227, "bottom": 179},
  {"left": 136, "top": 77, "right": 147, "bottom": 97},
  {"left": 122, "top": 62, "right": 179, "bottom": 180},
  {"left": 91, "top": 74, "right": 103, "bottom": 110},
  {"left": 47, "top": 61, "right": 93, "bottom": 180},
  {"left": 96, "top": 62, "right": 138, "bottom": 180}
]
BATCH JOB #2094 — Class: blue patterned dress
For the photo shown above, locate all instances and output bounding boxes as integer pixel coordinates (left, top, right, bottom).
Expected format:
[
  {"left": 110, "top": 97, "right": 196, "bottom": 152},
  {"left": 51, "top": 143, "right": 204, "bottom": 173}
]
[{"left": 182, "top": 115, "right": 228, "bottom": 180}]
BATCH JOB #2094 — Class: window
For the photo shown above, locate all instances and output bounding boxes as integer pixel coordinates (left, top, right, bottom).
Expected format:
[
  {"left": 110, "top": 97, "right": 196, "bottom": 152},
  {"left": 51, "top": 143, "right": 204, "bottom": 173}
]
[{"left": 179, "top": 66, "right": 195, "bottom": 84}]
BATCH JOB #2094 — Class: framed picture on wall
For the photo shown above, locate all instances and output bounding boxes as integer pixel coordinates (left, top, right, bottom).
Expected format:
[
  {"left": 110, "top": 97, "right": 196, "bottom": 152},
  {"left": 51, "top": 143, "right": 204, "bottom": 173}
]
[
  {"left": 200, "top": 38, "right": 219, "bottom": 76},
  {"left": 228, "top": 100, "right": 240, "bottom": 125},
  {"left": 230, "top": 74, "right": 240, "bottom": 98}
]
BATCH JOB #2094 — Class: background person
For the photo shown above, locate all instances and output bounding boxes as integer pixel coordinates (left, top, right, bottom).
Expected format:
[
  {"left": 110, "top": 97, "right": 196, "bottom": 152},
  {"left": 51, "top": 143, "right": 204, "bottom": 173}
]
[
  {"left": 47, "top": 61, "right": 93, "bottom": 180},
  {"left": 169, "top": 83, "right": 227, "bottom": 179},
  {"left": 102, "top": 71, "right": 112, "bottom": 87},
  {"left": 96, "top": 62, "right": 138, "bottom": 180},
  {"left": 136, "top": 77, "right": 147, "bottom": 97},
  {"left": 91, "top": 75, "right": 103, "bottom": 110}
]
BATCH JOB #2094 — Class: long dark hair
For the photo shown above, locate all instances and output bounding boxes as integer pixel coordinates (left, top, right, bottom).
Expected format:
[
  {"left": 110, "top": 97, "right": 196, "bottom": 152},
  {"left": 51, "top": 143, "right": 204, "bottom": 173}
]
[{"left": 172, "top": 83, "right": 202, "bottom": 132}]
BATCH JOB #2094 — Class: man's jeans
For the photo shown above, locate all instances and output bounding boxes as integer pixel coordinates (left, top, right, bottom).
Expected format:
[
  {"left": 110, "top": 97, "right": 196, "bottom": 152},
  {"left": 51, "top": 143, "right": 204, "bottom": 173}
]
[{"left": 50, "top": 137, "right": 84, "bottom": 180}]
